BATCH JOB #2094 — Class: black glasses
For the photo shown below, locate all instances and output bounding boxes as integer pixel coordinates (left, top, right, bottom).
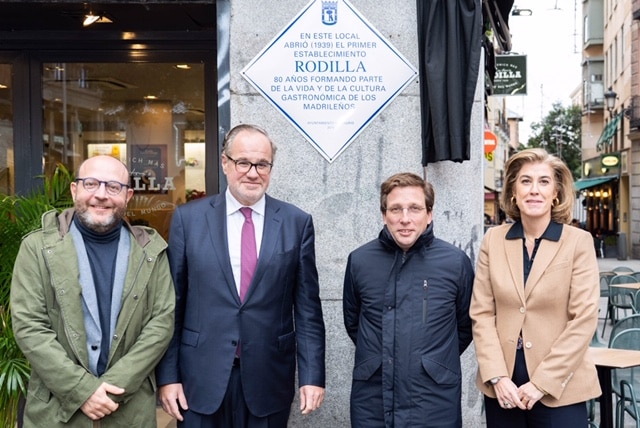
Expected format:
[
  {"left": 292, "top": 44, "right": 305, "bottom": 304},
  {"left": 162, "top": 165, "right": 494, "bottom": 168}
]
[
  {"left": 226, "top": 155, "right": 273, "bottom": 174},
  {"left": 75, "top": 177, "right": 129, "bottom": 195}
]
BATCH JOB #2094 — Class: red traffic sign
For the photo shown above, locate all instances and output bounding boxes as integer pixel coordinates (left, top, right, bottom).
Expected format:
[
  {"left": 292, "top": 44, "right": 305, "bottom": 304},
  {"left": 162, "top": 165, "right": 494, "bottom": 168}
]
[{"left": 484, "top": 130, "right": 498, "bottom": 154}]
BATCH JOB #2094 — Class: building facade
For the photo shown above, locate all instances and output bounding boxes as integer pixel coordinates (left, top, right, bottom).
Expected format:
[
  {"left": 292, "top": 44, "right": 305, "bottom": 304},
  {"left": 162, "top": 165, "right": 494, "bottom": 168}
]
[{"left": 580, "top": 0, "right": 640, "bottom": 259}]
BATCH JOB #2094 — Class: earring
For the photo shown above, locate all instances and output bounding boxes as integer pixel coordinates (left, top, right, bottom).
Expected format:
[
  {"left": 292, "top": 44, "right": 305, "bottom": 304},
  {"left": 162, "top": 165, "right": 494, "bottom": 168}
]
[
  {"left": 511, "top": 196, "right": 516, "bottom": 205},
  {"left": 553, "top": 198, "right": 560, "bottom": 207}
]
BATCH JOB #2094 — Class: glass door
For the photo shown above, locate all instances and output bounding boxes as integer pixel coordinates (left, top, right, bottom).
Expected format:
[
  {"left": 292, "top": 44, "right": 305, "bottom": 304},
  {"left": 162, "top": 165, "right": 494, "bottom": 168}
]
[
  {"left": 42, "top": 61, "right": 206, "bottom": 237},
  {"left": 0, "top": 63, "right": 13, "bottom": 195}
]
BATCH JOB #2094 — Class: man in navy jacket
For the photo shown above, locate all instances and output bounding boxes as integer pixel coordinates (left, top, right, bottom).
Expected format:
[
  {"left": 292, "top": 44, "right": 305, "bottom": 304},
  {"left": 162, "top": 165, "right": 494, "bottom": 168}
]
[
  {"left": 156, "top": 124, "right": 326, "bottom": 427},
  {"left": 343, "top": 172, "right": 473, "bottom": 427}
]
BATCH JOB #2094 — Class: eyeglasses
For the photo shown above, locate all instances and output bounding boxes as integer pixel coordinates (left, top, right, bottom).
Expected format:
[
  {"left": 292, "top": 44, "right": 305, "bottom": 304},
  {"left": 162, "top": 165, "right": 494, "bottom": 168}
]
[
  {"left": 226, "top": 155, "right": 273, "bottom": 174},
  {"left": 75, "top": 177, "right": 129, "bottom": 195},
  {"left": 385, "top": 205, "right": 427, "bottom": 216}
]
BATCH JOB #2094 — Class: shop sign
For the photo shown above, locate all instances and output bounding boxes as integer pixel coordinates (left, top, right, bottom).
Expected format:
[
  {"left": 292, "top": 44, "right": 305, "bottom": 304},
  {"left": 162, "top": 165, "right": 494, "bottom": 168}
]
[
  {"left": 241, "top": 0, "right": 417, "bottom": 163},
  {"left": 601, "top": 154, "right": 620, "bottom": 168},
  {"left": 493, "top": 55, "right": 527, "bottom": 95}
]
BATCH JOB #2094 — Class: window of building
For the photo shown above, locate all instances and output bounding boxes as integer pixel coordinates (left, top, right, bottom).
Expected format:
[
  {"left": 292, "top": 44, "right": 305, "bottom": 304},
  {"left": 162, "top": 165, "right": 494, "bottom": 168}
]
[{"left": 42, "top": 61, "right": 206, "bottom": 236}]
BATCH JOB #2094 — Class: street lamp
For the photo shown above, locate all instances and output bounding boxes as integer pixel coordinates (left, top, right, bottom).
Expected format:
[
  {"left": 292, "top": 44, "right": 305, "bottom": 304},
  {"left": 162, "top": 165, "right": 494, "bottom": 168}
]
[
  {"left": 603, "top": 86, "right": 634, "bottom": 118},
  {"left": 604, "top": 86, "right": 618, "bottom": 113}
]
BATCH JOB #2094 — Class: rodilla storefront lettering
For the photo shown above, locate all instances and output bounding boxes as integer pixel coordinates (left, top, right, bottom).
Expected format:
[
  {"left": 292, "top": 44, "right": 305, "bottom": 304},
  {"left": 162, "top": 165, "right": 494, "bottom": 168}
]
[{"left": 295, "top": 60, "right": 366, "bottom": 72}]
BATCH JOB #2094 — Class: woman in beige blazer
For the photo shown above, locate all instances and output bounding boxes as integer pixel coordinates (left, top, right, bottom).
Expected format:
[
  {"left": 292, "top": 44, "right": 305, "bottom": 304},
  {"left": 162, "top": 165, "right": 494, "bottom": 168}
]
[{"left": 470, "top": 148, "right": 601, "bottom": 427}]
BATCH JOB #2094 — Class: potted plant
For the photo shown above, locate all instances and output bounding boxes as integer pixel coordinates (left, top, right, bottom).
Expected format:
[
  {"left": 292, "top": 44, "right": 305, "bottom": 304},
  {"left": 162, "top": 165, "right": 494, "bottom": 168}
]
[{"left": 0, "top": 164, "right": 74, "bottom": 427}]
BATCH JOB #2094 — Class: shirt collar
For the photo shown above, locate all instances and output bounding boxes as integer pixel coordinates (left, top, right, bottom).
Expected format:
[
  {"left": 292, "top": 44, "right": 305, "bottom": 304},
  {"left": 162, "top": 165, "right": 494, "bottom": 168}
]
[
  {"left": 505, "top": 220, "right": 562, "bottom": 242},
  {"left": 225, "top": 188, "right": 266, "bottom": 217}
]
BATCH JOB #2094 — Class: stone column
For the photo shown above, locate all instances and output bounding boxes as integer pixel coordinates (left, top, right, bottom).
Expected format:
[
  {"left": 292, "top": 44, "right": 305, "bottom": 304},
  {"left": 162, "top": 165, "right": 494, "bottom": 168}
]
[{"left": 230, "top": 1, "right": 484, "bottom": 425}]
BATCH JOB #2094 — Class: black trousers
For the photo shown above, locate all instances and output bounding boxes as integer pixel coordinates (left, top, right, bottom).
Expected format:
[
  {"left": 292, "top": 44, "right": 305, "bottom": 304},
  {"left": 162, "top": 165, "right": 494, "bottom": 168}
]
[
  {"left": 484, "top": 348, "right": 588, "bottom": 428},
  {"left": 178, "top": 363, "right": 291, "bottom": 428}
]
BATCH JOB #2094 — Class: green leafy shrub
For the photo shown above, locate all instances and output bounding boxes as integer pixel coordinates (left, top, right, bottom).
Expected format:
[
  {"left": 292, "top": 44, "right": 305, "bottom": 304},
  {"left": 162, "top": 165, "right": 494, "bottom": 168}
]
[{"left": 0, "top": 164, "right": 74, "bottom": 426}]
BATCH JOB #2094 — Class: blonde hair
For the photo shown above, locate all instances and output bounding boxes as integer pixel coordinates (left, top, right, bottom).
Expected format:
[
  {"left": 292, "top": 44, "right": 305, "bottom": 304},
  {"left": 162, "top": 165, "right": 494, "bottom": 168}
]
[{"left": 500, "top": 148, "right": 574, "bottom": 224}]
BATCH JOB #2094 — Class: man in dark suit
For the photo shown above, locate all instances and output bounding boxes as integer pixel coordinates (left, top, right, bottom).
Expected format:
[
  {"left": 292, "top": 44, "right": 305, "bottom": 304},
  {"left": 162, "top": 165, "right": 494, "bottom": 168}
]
[{"left": 156, "top": 124, "right": 326, "bottom": 427}]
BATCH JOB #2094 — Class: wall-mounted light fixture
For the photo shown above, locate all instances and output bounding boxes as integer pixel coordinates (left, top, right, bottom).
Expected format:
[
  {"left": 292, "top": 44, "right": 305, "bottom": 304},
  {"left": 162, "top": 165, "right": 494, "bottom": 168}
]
[
  {"left": 604, "top": 86, "right": 633, "bottom": 117},
  {"left": 604, "top": 87, "right": 618, "bottom": 113},
  {"left": 511, "top": 6, "right": 533, "bottom": 16},
  {"left": 83, "top": 13, "right": 113, "bottom": 27}
]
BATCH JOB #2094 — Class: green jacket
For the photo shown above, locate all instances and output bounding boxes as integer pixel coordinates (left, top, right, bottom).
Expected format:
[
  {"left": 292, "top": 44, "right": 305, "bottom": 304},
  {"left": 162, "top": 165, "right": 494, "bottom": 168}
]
[{"left": 11, "top": 208, "right": 175, "bottom": 427}]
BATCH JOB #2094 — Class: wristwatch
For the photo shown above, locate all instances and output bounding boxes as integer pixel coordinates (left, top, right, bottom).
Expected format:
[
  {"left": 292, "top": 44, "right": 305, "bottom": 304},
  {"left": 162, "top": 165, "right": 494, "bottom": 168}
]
[{"left": 489, "top": 377, "right": 502, "bottom": 385}]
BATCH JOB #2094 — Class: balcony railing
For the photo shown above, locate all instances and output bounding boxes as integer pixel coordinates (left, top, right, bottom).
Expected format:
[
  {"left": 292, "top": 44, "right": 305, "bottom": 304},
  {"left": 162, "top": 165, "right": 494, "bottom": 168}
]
[{"left": 629, "top": 96, "right": 640, "bottom": 130}]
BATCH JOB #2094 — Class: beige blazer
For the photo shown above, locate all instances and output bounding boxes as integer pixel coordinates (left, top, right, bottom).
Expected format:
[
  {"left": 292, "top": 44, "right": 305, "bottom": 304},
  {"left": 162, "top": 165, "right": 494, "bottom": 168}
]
[{"left": 470, "top": 223, "right": 601, "bottom": 407}]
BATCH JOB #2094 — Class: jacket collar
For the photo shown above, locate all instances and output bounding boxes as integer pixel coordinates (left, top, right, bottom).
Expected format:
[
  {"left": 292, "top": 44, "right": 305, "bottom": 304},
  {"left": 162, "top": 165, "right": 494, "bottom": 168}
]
[
  {"left": 54, "top": 208, "right": 152, "bottom": 248},
  {"left": 505, "top": 220, "right": 562, "bottom": 242},
  {"left": 378, "top": 221, "right": 435, "bottom": 254}
]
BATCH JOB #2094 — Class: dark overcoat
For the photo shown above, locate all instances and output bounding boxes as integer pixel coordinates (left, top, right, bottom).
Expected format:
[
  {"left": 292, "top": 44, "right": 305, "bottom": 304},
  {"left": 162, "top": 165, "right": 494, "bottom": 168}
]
[{"left": 343, "top": 223, "right": 474, "bottom": 427}]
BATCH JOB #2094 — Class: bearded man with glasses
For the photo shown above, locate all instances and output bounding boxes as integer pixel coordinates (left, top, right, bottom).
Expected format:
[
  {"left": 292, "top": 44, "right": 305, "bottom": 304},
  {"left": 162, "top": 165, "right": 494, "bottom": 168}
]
[
  {"left": 11, "top": 155, "right": 175, "bottom": 427},
  {"left": 343, "top": 172, "right": 474, "bottom": 427}
]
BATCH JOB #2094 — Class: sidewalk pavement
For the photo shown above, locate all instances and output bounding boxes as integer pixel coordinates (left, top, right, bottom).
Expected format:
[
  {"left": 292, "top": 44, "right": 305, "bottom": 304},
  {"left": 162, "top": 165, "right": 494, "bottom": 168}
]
[
  {"left": 598, "top": 257, "right": 640, "bottom": 272},
  {"left": 157, "top": 408, "right": 175, "bottom": 428}
]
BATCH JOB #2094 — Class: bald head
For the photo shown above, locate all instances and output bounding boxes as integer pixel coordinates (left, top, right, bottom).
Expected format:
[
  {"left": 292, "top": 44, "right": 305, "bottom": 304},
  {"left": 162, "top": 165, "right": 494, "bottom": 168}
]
[
  {"left": 72, "top": 155, "right": 133, "bottom": 233},
  {"left": 78, "top": 155, "right": 129, "bottom": 184}
]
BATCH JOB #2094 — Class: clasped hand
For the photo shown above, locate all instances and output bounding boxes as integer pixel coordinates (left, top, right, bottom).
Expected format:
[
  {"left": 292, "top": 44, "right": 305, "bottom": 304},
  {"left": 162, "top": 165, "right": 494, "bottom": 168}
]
[
  {"left": 493, "top": 377, "right": 545, "bottom": 411},
  {"left": 80, "top": 382, "right": 125, "bottom": 420}
]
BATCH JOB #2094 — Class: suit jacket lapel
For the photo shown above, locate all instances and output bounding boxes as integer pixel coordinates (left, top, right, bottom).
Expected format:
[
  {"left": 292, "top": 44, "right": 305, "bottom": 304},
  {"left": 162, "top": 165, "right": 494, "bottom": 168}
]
[
  {"left": 244, "top": 196, "right": 282, "bottom": 302},
  {"left": 505, "top": 237, "right": 526, "bottom": 304},
  {"left": 525, "top": 239, "right": 561, "bottom": 298},
  {"left": 205, "top": 195, "right": 239, "bottom": 302}
]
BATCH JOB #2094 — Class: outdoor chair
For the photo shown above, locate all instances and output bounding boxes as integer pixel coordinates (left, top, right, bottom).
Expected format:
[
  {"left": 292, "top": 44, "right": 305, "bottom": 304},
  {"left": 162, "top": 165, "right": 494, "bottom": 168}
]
[
  {"left": 601, "top": 271, "right": 617, "bottom": 323},
  {"left": 587, "top": 397, "right": 599, "bottom": 428},
  {"left": 592, "top": 329, "right": 607, "bottom": 348},
  {"left": 613, "top": 266, "right": 635, "bottom": 273},
  {"left": 607, "top": 314, "right": 640, "bottom": 347},
  {"left": 631, "top": 290, "right": 640, "bottom": 315},
  {"left": 602, "top": 275, "right": 638, "bottom": 337},
  {"left": 609, "top": 328, "right": 640, "bottom": 428}
]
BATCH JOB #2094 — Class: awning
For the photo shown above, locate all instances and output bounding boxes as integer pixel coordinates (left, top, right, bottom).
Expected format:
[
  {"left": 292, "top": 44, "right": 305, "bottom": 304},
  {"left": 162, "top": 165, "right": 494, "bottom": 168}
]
[
  {"left": 596, "top": 114, "right": 622, "bottom": 150},
  {"left": 574, "top": 175, "right": 617, "bottom": 191}
]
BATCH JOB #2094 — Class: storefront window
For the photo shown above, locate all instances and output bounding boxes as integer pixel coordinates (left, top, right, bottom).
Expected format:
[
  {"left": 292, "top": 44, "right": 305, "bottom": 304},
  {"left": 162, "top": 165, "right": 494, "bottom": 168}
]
[
  {"left": 0, "top": 64, "right": 13, "bottom": 195},
  {"left": 585, "top": 184, "right": 616, "bottom": 233},
  {"left": 42, "top": 62, "right": 205, "bottom": 237}
]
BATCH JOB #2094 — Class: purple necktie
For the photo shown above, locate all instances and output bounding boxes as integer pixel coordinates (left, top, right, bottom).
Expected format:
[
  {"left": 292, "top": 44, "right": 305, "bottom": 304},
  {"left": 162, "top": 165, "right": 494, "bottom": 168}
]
[{"left": 239, "top": 207, "right": 257, "bottom": 302}]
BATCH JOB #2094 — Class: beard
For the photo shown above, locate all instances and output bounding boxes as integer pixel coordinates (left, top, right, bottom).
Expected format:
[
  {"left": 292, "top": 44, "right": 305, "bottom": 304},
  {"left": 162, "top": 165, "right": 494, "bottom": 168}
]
[{"left": 75, "top": 203, "right": 126, "bottom": 234}]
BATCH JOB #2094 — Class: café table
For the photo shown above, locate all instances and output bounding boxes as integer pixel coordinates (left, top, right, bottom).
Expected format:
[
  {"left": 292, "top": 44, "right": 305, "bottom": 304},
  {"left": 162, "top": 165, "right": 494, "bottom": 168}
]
[
  {"left": 609, "top": 282, "right": 640, "bottom": 290},
  {"left": 589, "top": 346, "right": 640, "bottom": 428}
]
